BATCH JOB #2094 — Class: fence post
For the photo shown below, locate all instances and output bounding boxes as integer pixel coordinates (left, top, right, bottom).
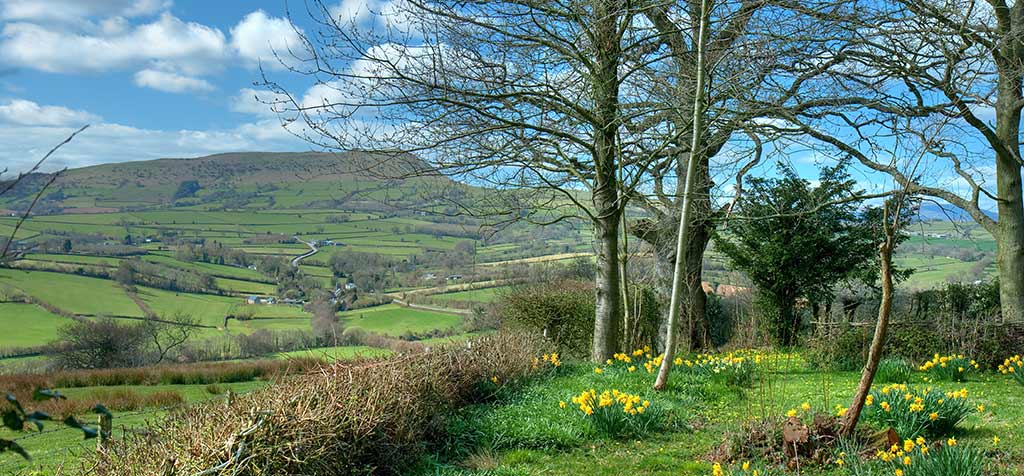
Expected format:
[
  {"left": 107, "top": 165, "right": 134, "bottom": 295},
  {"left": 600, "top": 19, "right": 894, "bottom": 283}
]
[
  {"left": 97, "top": 413, "right": 112, "bottom": 450},
  {"left": 226, "top": 389, "right": 235, "bottom": 407}
]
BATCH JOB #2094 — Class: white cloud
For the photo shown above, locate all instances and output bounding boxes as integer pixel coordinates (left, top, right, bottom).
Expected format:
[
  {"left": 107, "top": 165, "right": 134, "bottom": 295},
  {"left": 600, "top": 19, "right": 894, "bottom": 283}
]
[
  {"left": 0, "top": 12, "right": 228, "bottom": 74},
  {"left": 330, "top": 0, "right": 412, "bottom": 29},
  {"left": 0, "top": 119, "right": 309, "bottom": 174},
  {"left": 0, "top": 99, "right": 99, "bottom": 126},
  {"left": 133, "top": 68, "right": 213, "bottom": 93},
  {"left": 230, "top": 10, "right": 303, "bottom": 70},
  {"left": 0, "top": 0, "right": 170, "bottom": 22},
  {"left": 231, "top": 88, "right": 290, "bottom": 116}
]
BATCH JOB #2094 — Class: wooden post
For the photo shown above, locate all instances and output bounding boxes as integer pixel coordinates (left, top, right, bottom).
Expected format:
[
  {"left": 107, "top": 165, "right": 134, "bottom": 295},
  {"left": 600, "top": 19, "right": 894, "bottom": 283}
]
[
  {"left": 97, "top": 413, "right": 112, "bottom": 450},
  {"left": 225, "top": 389, "right": 235, "bottom": 407}
]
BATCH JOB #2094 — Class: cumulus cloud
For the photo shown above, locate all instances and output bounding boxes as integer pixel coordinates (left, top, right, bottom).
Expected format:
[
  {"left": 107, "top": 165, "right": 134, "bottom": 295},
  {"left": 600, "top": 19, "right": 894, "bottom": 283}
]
[
  {"left": 230, "top": 10, "right": 303, "bottom": 70},
  {"left": 0, "top": 119, "right": 309, "bottom": 174},
  {"left": 133, "top": 68, "right": 213, "bottom": 93},
  {"left": 231, "top": 88, "right": 290, "bottom": 116},
  {"left": 0, "top": 12, "right": 228, "bottom": 74},
  {"left": 0, "top": 0, "right": 170, "bottom": 22},
  {"left": 0, "top": 99, "right": 99, "bottom": 126},
  {"left": 330, "top": 0, "right": 413, "bottom": 30}
]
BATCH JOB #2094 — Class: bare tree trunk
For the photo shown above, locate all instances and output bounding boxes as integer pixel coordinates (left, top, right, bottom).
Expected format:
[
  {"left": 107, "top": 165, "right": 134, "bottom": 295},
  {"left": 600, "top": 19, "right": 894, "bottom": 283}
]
[
  {"left": 593, "top": 212, "right": 623, "bottom": 361},
  {"left": 654, "top": 0, "right": 709, "bottom": 391},
  {"left": 995, "top": 72, "right": 1024, "bottom": 324},
  {"left": 841, "top": 208, "right": 897, "bottom": 436},
  {"left": 590, "top": 0, "right": 625, "bottom": 362}
]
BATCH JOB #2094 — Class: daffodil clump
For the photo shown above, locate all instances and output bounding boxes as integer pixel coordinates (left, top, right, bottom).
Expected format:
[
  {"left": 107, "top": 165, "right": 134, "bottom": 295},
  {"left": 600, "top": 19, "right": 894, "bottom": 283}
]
[
  {"left": 709, "top": 461, "right": 777, "bottom": 476},
  {"left": 844, "top": 437, "right": 988, "bottom": 476},
  {"left": 531, "top": 353, "right": 562, "bottom": 371},
  {"left": 863, "top": 384, "right": 975, "bottom": 439},
  {"left": 598, "top": 346, "right": 664, "bottom": 375},
  {"left": 678, "top": 352, "right": 757, "bottom": 387},
  {"left": 998, "top": 354, "right": 1023, "bottom": 385},
  {"left": 918, "top": 354, "right": 978, "bottom": 383},
  {"left": 564, "top": 388, "right": 657, "bottom": 437}
]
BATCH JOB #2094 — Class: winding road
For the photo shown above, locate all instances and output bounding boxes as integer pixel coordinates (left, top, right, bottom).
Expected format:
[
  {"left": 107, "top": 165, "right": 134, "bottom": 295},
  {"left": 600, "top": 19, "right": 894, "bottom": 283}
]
[{"left": 291, "top": 237, "right": 318, "bottom": 267}]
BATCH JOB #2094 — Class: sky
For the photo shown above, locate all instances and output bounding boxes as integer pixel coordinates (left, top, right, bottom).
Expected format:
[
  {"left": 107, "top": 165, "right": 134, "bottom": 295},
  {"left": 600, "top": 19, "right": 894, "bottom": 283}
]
[{"left": 0, "top": 0, "right": 395, "bottom": 173}]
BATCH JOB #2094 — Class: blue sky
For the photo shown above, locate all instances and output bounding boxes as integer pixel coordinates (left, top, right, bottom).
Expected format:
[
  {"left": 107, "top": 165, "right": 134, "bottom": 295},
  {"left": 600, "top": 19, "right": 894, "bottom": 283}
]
[
  {"left": 0, "top": 0, "right": 1000, "bottom": 215},
  {"left": 0, "top": 0, "right": 400, "bottom": 173}
]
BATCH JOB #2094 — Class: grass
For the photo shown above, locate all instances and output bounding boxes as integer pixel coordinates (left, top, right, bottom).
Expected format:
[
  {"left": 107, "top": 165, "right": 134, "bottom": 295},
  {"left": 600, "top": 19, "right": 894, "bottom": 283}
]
[
  {"left": 276, "top": 345, "right": 393, "bottom": 360},
  {"left": 431, "top": 287, "right": 505, "bottom": 303},
  {"left": 0, "top": 303, "right": 70, "bottom": 350},
  {"left": 341, "top": 304, "right": 463, "bottom": 336},
  {"left": 0, "top": 269, "right": 144, "bottom": 317},
  {"left": 414, "top": 353, "right": 1024, "bottom": 476}
]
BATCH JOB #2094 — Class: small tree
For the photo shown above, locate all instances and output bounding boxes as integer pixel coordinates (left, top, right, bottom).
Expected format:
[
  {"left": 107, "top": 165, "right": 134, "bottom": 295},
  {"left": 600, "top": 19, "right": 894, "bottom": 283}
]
[
  {"left": 141, "top": 313, "right": 198, "bottom": 364},
  {"left": 714, "top": 163, "right": 879, "bottom": 346},
  {"left": 53, "top": 318, "right": 148, "bottom": 369}
]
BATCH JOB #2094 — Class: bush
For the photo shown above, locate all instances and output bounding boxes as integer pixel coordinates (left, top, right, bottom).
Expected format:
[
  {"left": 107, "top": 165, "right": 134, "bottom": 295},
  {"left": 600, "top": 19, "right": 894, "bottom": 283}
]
[
  {"left": 806, "top": 323, "right": 943, "bottom": 371},
  {"left": 862, "top": 384, "right": 975, "bottom": 439},
  {"left": 86, "top": 332, "right": 551, "bottom": 476},
  {"left": 52, "top": 318, "right": 149, "bottom": 369},
  {"left": 496, "top": 280, "right": 594, "bottom": 357},
  {"left": 876, "top": 358, "right": 913, "bottom": 384}
]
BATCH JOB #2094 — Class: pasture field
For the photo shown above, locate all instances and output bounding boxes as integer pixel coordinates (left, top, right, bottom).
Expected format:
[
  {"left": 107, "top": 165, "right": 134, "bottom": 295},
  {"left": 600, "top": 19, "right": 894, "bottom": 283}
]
[
  {"left": 429, "top": 286, "right": 505, "bottom": 303},
  {"left": 276, "top": 345, "right": 392, "bottom": 360},
  {"left": 341, "top": 304, "right": 463, "bottom": 336},
  {"left": 0, "top": 303, "right": 70, "bottom": 349},
  {"left": 0, "top": 269, "right": 144, "bottom": 317}
]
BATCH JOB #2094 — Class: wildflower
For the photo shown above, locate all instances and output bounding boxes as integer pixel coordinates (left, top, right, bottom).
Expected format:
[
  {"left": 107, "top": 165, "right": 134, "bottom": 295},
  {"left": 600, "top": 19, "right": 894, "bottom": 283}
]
[
  {"left": 947, "top": 437, "right": 957, "bottom": 447},
  {"left": 559, "top": 401, "right": 567, "bottom": 409},
  {"left": 836, "top": 458, "right": 844, "bottom": 466},
  {"left": 786, "top": 409, "right": 797, "bottom": 418},
  {"left": 491, "top": 376, "right": 498, "bottom": 384},
  {"left": 903, "top": 456, "right": 912, "bottom": 466},
  {"left": 977, "top": 404, "right": 985, "bottom": 412},
  {"left": 627, "top": 365, "right": 636, "bottom": 372},
  {"left": 929, "top": 412, "right": 939, "bottom": 421},
  {"left": 894, "top": 469, "right": 904, "bottom": 476},
  {"left": 594, "top": 367, "right": 603, "bottom": 374},
  {"left": 712, "top": 463, "right": 723, "bottom": 476},
  {"left": 742, "top": 461, "right": 750, "bottom": 471},
  {"left": 993, "top": 436, "right": 1000, "bottom": 446},
  {"left": 801, "top": 402, "right": 811, "bottom": 412}
]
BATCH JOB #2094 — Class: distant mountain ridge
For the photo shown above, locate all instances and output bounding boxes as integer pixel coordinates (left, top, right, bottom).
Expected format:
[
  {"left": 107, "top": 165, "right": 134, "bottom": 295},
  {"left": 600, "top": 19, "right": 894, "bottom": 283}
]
[
  {"left": 55, "top": 151, "right": 428, "bottom": 187},
  {"left": 915, "top": 203, "right": 997, "bottom": 222}
]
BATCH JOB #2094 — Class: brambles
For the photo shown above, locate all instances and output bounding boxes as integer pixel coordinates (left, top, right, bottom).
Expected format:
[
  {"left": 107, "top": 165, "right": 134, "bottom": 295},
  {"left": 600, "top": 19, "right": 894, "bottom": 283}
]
[
  {"left": 85, "top": 331, "right": 551, "bottom": 475},
  {"left": 862, "top": 384, "right": 975, "bottom": 439},
  {"left": 918, "top": 354, "right": 978, "bottom": 383},
  {"left": 998, "top": 355, "right": 1023, "bottom": 385}
]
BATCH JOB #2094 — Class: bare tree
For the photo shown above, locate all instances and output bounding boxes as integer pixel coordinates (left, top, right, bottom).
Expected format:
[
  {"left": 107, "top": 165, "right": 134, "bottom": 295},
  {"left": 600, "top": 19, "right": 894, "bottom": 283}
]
[
  {"left": 786, "top": 0, "right": 1024, "bottom": 323},
  {"left": 267, "top": 0, "right": 663, "bottom": 360},
  {"left": 142, "top": 313, "right": 199, "bottom": 364}
]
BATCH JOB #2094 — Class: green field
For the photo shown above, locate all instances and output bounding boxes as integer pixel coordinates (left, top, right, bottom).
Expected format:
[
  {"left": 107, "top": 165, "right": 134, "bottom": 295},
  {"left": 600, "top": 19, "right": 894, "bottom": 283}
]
[
  {"left": 341, "top": 305, "right": 463, "bottom": 336},
  {"left": 276, "top": 345, "right": 393, "bottom": 360},
  {"left": 0, "top": 303, "right": 70, "bottom": 349},
  {"left": 0, "top": 269, "right": 144, "bottom": 317},
  {"left": 430, "top": 286, "right": 505, "bottom": 303}
]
